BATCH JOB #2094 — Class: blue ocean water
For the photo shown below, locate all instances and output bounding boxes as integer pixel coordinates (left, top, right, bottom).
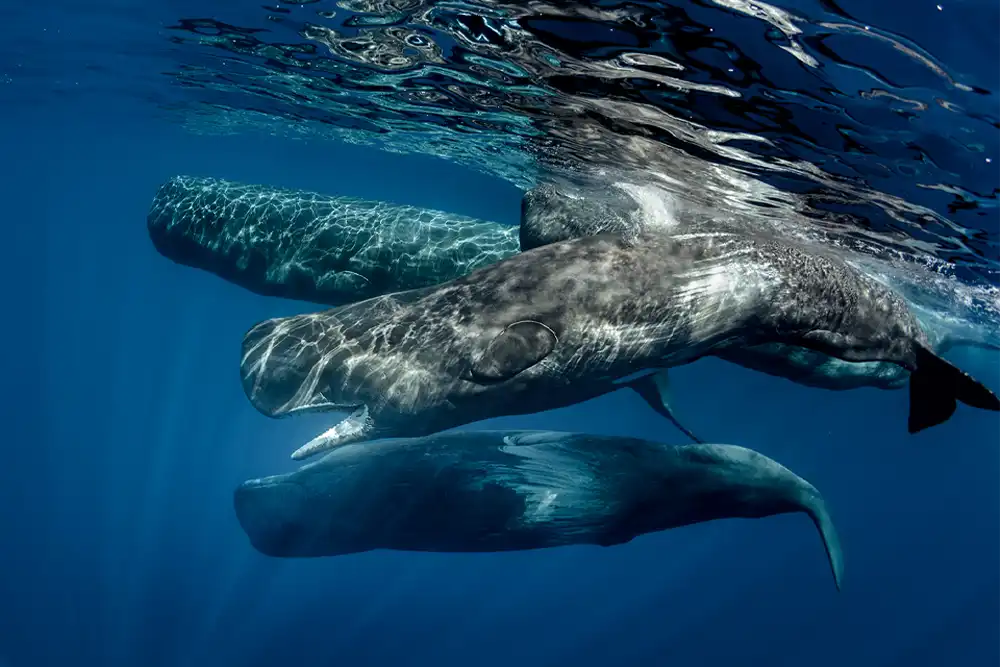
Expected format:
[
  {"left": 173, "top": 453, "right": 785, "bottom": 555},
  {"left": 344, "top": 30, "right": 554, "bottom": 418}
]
[{"left": 3, "top": 0, "right": 1000, "bottom": 665}]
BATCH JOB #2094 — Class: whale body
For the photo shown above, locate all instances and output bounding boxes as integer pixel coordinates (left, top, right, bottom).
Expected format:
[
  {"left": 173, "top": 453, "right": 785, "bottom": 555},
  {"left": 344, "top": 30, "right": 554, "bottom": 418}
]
[
  {"left": 240, "top": 229, "right": 1000, "bottom": 460},
  {"left": 233, "top": 430, "right": 843, "bottom": 590},
  {"left": 147, "top": 175, "right": 519, "bottom": 305}
]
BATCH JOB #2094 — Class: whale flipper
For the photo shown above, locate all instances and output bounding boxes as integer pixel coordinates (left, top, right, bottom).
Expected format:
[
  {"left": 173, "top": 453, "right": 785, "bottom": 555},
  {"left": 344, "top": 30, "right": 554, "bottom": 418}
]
[
  {"left": 908, "top": 344, "right": 1000, "bottom": 433},
  {"left": 629, "top": 371, "right": 705, "bottom": 444},
  {"left": 469, "top": 320, "right": 557, "bottom": 383}
]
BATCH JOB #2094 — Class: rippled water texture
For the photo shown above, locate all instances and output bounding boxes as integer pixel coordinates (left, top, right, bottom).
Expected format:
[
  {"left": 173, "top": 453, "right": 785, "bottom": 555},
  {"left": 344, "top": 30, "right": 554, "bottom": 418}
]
[
  {"left": 6, "top": 0, "right": 996, "bottom": 319},
  {"left": 152, "top": 1, "right": 999, "bottom": 285}
]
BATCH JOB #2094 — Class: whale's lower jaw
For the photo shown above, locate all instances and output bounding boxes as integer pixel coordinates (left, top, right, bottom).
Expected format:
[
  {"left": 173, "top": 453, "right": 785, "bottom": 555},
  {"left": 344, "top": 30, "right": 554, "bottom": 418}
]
[{"left": 290, "top": 404, "right": 375, "bottom": 460}]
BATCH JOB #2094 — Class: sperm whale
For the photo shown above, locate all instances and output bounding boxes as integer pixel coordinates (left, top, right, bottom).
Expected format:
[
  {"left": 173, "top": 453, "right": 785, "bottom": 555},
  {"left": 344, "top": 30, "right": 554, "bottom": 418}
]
[
  {"left": 233, "top": 430, "right": 843, "bottom": 590},
  {"left": 239, "top": 229, "right": 1000, "bottom": 460}
]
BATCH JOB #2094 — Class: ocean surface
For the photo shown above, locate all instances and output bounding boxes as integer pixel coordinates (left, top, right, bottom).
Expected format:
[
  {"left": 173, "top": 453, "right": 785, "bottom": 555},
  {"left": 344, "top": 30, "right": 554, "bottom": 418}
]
[{"left": 2, "top": 0, "right": 998, "bottom": 665}]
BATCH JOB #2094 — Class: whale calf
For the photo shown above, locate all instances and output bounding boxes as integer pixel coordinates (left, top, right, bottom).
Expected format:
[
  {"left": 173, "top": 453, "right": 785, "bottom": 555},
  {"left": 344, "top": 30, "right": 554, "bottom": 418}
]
[
  {"left": 518, "top": 183, "right": 645, "bottom": 251},
  {"left": 233, "top": 430, "right": 843, "bottom": 589},
  {"left": 146, "top": 175, "right": 520, "bottom": 305},
  {"left": 240, "top": 229, "right": 1000, "bottom": 460}
]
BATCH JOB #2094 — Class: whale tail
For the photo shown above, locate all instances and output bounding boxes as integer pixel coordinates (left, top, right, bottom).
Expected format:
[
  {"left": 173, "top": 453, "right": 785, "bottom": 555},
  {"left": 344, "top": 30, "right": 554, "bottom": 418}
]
[
  {"left": 908, "top": 344, "right": 1000, "bottom": 433},
  {"left": 796, "top": 484, "right": 844, "bottom": 592},
  {"left": 705, "top": 445, "right": 843, "bottom": 590}
]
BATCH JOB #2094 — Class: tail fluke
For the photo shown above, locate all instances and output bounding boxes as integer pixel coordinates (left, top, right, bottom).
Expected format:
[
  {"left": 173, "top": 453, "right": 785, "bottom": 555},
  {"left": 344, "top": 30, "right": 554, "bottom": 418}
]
[
  {"left": 630, "top": 371, "right": 706, "bottom": 444},
  {"left": 798, "top": 486, "right": 844, "bottom": 591},
  {"left": 908, "top": 344, "right": 1000, "bottom": 433},
  {"left": 716, "top": 444, "right": 843, "bottom": 590}
]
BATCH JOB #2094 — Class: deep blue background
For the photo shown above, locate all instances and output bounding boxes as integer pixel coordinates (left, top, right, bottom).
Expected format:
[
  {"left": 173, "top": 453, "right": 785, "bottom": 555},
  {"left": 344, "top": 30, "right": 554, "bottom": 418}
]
[{"left": 1, "top": 102, "right": 997, "bottom": 666}]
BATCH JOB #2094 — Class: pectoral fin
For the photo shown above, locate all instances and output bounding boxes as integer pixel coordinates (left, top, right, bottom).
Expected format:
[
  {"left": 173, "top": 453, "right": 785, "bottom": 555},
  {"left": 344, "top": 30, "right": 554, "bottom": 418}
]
[{"left": 629, "top": 371, "right": 705, "bottom": 444}]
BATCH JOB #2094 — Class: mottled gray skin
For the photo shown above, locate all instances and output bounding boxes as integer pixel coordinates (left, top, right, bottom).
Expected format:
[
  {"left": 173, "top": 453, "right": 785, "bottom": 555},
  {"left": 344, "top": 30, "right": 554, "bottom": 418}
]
[
  {"left": 147, "top": 175, "right": 520, "bottom": 305},
  {"left": 240, "top": 229, "right": 944, "bottom": 460},
  {"left": 712, "top": 301, "right": 1000, "bottom": 391},
  {"left": 518, "top": 183, "right": 999, "bottom": 394},
  {"left": 148, "top": 176, "right": 994, "bottom": 438},
  {"left": 518, "top": 183, "right": 642, "bottom": 251},
  {"left": 233, "top": 430, "right": 843, "bottom": 589}
]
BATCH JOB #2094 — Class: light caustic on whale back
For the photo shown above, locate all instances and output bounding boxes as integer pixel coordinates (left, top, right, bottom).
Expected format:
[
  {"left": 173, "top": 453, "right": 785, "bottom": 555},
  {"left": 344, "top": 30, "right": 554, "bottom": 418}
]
[
  {"left": 148, "top": 174, "right": 715, "bottom": 449},
  {"left": 146, "top": 174, "right": 521, "bottom": 305},
  {"left": 232, "top": 430, "right": 844, "bottom": 590}
]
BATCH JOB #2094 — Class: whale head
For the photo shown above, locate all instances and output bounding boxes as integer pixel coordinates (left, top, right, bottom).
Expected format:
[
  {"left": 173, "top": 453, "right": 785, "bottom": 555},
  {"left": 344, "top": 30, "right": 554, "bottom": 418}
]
[
  {"left": 239, "top": 296, "right": 450, "bottom": 459},
  {"left": 240, "top": 284, "right": 563, "bottom": 460}
]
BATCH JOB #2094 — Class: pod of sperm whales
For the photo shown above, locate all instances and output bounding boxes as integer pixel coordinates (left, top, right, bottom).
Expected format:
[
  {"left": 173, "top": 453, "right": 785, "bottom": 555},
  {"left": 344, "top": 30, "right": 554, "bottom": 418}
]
[
  {"left": 146, "top": 175, "right": 520, "bottom": 305},
  {"left": 233, "top": 429, "right": 843, "bottom": 589},
  {"left": 148, "top": 175, "right": 997, "bottom": 444},
  {"left": 240, "top": 229, "right": 1000, "bottom": 461},
  {"left": 146, "top": 175, "right": 686, "bottom": 437}
]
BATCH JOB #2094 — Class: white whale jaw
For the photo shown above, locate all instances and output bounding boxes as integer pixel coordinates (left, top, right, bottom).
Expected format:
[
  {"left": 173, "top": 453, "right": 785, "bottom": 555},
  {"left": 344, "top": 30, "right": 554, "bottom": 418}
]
[{"left": 290, "top": 404, "right": 375, "bottom": 461}]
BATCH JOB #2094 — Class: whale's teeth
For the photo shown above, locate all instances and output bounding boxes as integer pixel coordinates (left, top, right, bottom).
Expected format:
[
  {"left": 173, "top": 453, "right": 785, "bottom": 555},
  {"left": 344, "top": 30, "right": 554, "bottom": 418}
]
[{"left": 291, "top": 405, "right": 373, "bottom": 460}]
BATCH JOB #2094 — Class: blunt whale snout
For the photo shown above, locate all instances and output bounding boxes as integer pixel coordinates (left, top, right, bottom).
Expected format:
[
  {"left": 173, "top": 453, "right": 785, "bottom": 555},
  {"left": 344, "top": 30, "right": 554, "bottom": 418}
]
[
  {"left": 240, "top": 314, "right": 343, "bottom": 418},
  {"left": 234, "top": 477, "right": 317, "bottom": 557}
]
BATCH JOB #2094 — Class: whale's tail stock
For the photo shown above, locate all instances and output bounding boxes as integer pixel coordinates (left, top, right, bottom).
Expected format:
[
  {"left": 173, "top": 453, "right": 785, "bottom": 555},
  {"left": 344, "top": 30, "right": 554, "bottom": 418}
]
[{"left": 907, "top": 344, "right": 1000, "bottom": 433}]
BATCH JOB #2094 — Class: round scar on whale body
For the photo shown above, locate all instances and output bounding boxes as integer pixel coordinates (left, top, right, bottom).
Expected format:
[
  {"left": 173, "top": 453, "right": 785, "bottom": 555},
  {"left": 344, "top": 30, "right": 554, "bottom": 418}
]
[{"left": 468, "top": 320, "right": 558, "bottom": 383}]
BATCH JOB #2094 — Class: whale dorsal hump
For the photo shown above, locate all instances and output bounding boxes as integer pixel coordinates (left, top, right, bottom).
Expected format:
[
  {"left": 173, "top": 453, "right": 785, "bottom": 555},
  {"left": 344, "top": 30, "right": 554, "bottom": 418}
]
[{"left": 469, "top": 320, "right": 557, "bottom": 383}]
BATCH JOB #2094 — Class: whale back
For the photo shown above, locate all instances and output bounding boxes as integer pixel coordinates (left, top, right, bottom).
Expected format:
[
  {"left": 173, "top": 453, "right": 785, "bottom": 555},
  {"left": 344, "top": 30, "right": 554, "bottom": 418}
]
[
  {"left": 232, "top": 432, "right": 843, "bottom": 589},
  {"left": 233, "top": 431, "right": 632, "bottom": 556}
]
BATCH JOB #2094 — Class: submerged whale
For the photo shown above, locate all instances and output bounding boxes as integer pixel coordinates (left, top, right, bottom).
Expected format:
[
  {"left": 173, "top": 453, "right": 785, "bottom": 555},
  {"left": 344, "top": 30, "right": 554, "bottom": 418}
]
[
  {"left": 146, "top": 175, "right": 519, "bottom": 305},
  {"left": 233, "top": 430, "right": 843, "bottom": 590},
  {"left": 519, "top": 185, "right": 1000, "bottom": 440},
  {"left": 240, "top": 229, "right": 1000, "bottom": 460}
]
